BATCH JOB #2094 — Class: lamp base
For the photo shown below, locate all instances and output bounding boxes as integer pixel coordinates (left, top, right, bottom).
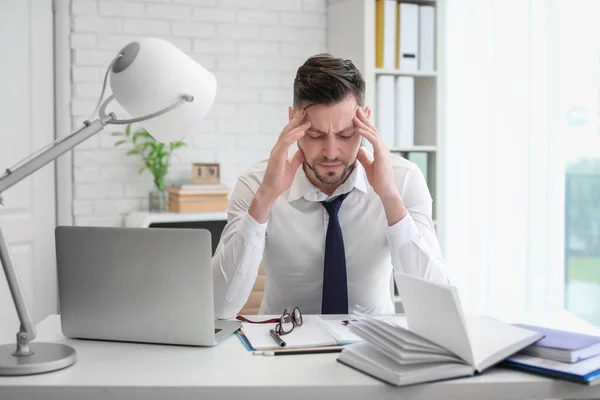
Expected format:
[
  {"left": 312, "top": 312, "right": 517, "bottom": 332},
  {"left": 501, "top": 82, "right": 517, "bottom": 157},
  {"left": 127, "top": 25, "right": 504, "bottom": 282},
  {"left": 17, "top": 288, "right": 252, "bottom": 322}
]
[{"left": 0, "top": 342, "right": 76, "bottom": 376}]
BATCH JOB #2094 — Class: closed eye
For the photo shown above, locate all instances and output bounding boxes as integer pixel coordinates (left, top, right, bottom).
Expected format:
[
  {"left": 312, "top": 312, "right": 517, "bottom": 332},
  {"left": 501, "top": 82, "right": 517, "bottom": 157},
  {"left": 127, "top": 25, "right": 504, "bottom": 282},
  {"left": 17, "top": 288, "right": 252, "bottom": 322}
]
[
  {"left": 337, "top": 131, "right": 356, "bottom": 139},
  {"left": 306, "top": 129, "right": 356, "bottom": 139}
]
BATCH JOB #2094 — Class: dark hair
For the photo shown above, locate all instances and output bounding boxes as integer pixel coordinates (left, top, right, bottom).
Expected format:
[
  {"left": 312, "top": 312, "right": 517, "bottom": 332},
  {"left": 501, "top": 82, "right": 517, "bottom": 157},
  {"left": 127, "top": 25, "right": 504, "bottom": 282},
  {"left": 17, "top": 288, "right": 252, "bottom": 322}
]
[{"left": 293, "top": 53, "right": 365, "bottom": 110}]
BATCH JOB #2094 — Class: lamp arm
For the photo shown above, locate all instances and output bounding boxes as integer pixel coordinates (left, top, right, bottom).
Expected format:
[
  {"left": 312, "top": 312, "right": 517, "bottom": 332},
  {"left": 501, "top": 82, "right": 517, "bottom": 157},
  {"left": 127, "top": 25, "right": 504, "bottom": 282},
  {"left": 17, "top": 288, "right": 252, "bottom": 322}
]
[
  {"left": 0, "top": 93, "right": 193, "bottom": 357},
  {"left": 98, "top": 93, "right": 194, "bottom": 125},
  {"left": 0, "top": 114, "right": 113, "bottom": 355},
  {"left": 0, "top": 116, "right": 113, "bottom": 195}
]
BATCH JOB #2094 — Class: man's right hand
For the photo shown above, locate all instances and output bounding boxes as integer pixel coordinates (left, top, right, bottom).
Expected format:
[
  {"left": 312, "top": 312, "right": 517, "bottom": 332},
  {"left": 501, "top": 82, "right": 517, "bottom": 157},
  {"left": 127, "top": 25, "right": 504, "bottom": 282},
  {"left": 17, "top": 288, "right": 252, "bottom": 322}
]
[{"left": 249, "top": 108, "right": 310, "bottom": 223}]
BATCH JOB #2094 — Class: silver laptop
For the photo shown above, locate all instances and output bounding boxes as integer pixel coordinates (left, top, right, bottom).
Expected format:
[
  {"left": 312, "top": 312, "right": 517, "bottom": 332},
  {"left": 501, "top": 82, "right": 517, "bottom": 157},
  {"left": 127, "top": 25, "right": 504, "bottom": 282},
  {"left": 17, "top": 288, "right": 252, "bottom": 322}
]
[{"left": 55, "top": 225, "right": 240, "bottom": 346}]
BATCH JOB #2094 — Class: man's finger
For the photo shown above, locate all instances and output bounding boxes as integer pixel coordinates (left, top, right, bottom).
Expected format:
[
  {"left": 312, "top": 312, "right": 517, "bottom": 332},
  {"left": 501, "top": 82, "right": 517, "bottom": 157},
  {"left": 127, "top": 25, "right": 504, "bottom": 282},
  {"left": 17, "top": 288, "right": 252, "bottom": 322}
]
[
  {"left": 280, "top": 121, "right": 310, "bottom": 144},
  {"left": 353, "top": 116, "right": 377, "bottom": 137},
  {"left": 289, "top": 149, "right": 305, "bottom": 172},
  {"left": 356, "top": 126, "right": 378, "bottom": 147},
  {"left": 280, "top": 108, "right": 307, "bottom": 137},
  {"left": 279, "top": 121, "right": 310, "bottom": 144},
  {"left": 281, "top": 126, "right": 307, "bottom": 146},
  {"left": 357, "top": 127, "right": 390, "bottom": 156},
  {"left": 356, "top": 107, "right": 378, "bottom": 133},
  {"left": 356, "top": 147, "right": 372, "bottom": 168},
  {"left": 272, "top": 126, "right": 307, "bottom": 159}
]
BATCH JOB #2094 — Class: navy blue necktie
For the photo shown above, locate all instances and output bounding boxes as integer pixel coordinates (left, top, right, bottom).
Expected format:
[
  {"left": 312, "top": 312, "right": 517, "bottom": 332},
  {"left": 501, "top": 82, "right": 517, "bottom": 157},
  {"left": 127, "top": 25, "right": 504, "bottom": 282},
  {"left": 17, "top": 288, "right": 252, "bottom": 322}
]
[{"left": 320, "top": 192, "right": 349, "bottom": 314}]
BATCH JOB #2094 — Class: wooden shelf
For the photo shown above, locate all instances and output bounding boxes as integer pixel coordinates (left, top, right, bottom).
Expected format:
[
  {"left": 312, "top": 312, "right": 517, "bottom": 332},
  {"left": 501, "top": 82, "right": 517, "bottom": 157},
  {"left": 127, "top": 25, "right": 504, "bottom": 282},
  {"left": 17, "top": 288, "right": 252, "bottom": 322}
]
[
  {"left": 375, "top": 69, "right": 437, "bottom": 78},
  {"left": 390, "top": 146, "right": 437, "bottom": 152},
  {"left": 398, "top": 0, "right": 437, "bottom": 5}
]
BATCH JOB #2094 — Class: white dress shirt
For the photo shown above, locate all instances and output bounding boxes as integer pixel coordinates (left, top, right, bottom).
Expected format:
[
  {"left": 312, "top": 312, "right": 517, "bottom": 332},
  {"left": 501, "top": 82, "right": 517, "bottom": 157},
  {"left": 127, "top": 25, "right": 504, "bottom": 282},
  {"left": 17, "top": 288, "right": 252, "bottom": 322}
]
[{"left": 211, "top": 149, "right": 448, "bottom": 319}]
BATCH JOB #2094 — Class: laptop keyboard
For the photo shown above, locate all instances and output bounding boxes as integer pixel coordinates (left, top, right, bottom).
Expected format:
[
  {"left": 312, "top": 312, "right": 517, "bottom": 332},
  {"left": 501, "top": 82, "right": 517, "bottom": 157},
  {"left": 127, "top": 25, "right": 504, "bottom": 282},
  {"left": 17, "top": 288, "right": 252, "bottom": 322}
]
[{"left": 214, "top": 328, "right": 222, "bottom": 334}]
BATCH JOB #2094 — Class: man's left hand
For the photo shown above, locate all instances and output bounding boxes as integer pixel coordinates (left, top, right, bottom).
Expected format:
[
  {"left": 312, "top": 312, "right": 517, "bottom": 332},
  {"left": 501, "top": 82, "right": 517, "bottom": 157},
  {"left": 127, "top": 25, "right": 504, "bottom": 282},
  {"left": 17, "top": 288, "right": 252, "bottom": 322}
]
[{"left": 354, "top": 107, "right": 407, "bottom": 224}]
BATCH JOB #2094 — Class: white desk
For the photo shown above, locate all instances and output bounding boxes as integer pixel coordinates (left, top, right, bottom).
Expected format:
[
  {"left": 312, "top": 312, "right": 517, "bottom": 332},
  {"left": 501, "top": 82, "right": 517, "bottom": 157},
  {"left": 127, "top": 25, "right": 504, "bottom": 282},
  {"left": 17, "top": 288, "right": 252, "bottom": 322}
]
[{"left": 1, "top": 315, "right": 600, "bottom": 400}]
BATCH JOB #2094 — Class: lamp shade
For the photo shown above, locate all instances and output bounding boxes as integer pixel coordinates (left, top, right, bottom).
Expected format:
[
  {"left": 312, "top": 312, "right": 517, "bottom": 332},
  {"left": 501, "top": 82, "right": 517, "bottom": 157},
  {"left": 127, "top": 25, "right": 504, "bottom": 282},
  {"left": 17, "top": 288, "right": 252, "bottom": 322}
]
[{"left": 109, "top": 37, "right": 216, "bottom": 143}]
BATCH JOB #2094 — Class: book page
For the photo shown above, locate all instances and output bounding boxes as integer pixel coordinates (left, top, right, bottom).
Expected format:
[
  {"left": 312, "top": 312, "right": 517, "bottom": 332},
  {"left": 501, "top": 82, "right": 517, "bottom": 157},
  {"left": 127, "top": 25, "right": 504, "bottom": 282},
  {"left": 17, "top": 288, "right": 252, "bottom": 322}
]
[
  {"left": 241, "top": 316, "right": 337, "bottom": 350},
  {"left": 394, "top": 273, "right": 475, "bottom": 366},
  {"left": 317, "top": 315, "right": 408, "bottom": 344},
  {"left": 349, "top": 322, "right": 461, "bottom": 365},
  {"left": 467, "top": 315, "right": 544, "bottom": 371},
  {"left": 357, "top": 314, "right": 452, "bottom": 354}
]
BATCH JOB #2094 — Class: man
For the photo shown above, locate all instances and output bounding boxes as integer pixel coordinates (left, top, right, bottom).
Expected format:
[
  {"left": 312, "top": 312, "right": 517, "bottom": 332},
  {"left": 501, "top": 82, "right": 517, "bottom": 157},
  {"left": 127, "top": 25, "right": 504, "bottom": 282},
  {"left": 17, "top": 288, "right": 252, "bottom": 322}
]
[{"left": 212, "top": 53, "right": 447, "bottom": 320}]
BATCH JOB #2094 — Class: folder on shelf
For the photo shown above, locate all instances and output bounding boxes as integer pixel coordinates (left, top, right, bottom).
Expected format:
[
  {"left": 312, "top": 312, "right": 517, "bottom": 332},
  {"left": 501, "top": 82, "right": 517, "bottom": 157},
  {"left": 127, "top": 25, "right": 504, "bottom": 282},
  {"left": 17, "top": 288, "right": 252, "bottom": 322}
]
[
  {"left": 382, "top": 0, "right": 397, "bottom": 69},
  {"left": 398, "top": 3, "right": 419, "bottom": 71},
  {"left": 407, "top": 152, "right": 428, "bottom": 184},
  {"left": 375, "top": 0, "right": 384, "bottom": 68},
  {"left": 419, "top": 5, "right": 435, "bottom": 72},
  {"left": 394, "top": 76, "right": 414, "bottom": 148},
  {"left": 376, "top": 75, "right": 395, "bottom": 147}
]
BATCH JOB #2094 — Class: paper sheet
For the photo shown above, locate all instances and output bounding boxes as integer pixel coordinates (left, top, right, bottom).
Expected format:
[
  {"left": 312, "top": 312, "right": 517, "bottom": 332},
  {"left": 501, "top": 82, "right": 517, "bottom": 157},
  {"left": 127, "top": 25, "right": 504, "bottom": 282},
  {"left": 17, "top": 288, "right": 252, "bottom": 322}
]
[{"left": 241, "top": 316, "right": 338, "bottom": 350}]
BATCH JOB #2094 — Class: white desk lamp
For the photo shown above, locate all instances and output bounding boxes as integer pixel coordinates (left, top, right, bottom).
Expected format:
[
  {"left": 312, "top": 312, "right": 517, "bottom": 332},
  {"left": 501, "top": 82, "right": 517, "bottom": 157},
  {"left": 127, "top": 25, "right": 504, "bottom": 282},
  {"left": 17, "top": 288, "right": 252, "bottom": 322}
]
[{"left": 0, "top": 37, "right": 217, "bottom": 376}]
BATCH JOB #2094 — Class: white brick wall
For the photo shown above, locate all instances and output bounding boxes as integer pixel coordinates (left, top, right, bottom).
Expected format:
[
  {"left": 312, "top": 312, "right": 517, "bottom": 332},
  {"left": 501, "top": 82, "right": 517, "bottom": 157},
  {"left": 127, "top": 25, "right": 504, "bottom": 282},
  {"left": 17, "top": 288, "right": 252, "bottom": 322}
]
[{"left": 69, "top": 0, "right": 327, "bottom": 226}]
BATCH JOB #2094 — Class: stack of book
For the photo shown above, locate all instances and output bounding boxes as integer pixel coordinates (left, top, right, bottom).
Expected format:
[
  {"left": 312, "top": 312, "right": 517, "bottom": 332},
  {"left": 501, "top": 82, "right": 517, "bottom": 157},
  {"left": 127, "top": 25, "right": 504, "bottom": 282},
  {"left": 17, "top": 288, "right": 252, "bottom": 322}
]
[
  {"left": 501, "top": 324, "right": 600, "bottom": 385},
  {"left": 167, "top": 184, "right": 229, "bottom": 213}
]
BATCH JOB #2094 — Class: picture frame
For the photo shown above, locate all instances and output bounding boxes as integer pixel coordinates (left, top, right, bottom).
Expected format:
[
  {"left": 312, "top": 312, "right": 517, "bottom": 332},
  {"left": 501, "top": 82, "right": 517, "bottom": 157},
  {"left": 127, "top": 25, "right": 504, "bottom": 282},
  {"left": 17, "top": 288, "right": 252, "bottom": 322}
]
[{"left": 191, "top": 162, "right": 220, "bottom": 184}]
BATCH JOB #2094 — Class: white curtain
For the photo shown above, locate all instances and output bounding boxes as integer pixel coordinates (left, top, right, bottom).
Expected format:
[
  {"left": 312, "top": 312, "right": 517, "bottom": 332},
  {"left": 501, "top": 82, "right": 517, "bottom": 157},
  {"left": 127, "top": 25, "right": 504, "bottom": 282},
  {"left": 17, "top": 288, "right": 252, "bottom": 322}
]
[{"left": 438, "top": 0, "right": 566, "bottom": 322}]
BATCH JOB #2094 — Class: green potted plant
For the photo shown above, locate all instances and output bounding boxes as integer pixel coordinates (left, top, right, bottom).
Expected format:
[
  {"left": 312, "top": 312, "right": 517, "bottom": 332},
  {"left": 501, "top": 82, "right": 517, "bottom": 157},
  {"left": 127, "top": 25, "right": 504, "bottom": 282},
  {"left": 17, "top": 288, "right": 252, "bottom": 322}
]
[{"left": 112, "top": 123, "right": 187, "bottom": 212}]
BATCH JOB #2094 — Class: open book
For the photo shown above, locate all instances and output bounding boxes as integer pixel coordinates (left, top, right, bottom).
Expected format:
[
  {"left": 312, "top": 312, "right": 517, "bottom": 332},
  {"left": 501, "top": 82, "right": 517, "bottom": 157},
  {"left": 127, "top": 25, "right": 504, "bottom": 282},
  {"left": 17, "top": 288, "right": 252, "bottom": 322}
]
[{"left": 337, "top": 274, "right": 544, "bottom": 386}]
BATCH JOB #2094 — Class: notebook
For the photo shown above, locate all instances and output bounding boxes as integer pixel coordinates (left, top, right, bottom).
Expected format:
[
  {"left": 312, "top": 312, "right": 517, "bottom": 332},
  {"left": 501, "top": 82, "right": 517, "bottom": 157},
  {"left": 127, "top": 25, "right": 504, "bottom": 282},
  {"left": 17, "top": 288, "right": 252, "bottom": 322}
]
[
  {"left": 336, "top": 274, "right": 544, "bottom": 386},
  {"left": 239, "top": 315, "right": 407, "bottom": 351},
  {"left": 502, "top": 353, "right": 600, "bottom": 385},
  {"left": 240, "top": 316, "right": 337, "bottom": 350},
  {"left": 513, "top": 323, "right": 600, "bottom": 363}
]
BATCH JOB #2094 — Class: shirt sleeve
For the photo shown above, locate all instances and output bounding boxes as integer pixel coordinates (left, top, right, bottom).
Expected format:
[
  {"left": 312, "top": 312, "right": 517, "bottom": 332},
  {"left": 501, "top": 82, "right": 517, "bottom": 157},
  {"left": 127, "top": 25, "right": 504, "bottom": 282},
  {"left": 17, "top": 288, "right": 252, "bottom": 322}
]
[
  {"left": 385, "top": 166, "right": 449, "bottom": 285},
  {"left": 211, "top": 174, "right": 267, "bottom": 320}
]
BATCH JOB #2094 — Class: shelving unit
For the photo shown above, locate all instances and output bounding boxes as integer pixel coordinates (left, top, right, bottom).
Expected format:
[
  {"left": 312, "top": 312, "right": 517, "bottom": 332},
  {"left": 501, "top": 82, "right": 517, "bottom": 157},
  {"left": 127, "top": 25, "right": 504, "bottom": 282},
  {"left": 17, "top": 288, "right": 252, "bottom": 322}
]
[
  {"left": 390, "top": 145, "right": 437, "bottom": 152},
  {"left": 375, "top": 69, "right": 437, "bottom": 77},
  {"left": 327, "top": 0, "right": 444, "bottom": 224}
]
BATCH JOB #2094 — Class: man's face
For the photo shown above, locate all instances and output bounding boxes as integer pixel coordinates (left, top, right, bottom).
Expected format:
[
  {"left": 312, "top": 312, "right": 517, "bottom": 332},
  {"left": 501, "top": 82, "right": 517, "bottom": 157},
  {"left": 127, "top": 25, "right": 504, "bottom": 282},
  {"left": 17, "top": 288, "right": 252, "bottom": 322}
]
[{"left": 291, "top": 96, "right": 367, "bottom": 187}]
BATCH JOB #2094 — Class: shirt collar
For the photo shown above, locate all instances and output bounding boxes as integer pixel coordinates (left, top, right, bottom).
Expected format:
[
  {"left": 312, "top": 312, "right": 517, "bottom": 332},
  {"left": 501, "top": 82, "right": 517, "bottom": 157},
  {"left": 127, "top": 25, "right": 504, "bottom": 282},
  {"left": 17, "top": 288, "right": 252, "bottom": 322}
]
[{"left": 287, "top": 159, "right": 369, "bottom": 203}]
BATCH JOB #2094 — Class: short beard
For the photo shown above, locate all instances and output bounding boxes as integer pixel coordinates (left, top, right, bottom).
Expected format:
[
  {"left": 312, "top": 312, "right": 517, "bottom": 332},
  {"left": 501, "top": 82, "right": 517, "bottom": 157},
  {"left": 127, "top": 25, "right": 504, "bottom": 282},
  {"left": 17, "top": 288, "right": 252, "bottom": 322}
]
[{"left": 304, "top": 159, "right": 355, "bottom": 186}]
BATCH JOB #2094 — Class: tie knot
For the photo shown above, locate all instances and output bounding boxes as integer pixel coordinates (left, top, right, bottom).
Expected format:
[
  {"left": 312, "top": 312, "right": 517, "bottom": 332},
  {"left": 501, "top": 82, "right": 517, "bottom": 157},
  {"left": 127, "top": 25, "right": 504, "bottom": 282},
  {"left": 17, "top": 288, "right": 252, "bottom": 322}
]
[{"left": 321, "top": 192, "right": 348, "bottom": 217}]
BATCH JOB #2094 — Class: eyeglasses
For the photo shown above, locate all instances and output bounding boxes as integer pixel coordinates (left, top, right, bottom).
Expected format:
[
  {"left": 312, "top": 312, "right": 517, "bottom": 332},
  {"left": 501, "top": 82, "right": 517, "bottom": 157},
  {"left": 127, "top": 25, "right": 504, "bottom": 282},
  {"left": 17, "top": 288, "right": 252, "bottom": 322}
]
[{"left": 236, "top": 307, "right": 303, "bottom": 336}]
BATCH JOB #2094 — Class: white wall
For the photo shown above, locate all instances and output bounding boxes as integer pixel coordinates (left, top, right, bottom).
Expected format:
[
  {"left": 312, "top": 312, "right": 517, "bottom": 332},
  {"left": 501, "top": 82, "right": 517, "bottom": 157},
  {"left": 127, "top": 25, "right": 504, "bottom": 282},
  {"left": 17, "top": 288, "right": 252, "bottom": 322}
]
[{"left": 69, "top": 0, "right": 327, "bottom": 226}]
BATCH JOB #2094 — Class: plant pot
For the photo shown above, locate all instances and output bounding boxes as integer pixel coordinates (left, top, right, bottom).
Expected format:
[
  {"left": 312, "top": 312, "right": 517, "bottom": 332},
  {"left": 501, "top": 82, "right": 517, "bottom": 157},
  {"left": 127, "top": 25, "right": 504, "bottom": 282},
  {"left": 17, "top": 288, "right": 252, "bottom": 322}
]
[{"left": 149, "top": 189, "right": 168, "bottom": 212}]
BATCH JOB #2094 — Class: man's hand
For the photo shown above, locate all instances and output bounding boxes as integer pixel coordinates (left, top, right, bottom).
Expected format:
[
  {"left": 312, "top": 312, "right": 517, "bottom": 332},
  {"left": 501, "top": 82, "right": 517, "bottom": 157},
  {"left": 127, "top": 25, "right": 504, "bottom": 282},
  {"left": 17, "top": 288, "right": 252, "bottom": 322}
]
[
  {"left": 354, "top": 107, "right": 407, "bottom": 225},
  {"left": 249, "top": 108, "right": 310, "bottom": 223}
]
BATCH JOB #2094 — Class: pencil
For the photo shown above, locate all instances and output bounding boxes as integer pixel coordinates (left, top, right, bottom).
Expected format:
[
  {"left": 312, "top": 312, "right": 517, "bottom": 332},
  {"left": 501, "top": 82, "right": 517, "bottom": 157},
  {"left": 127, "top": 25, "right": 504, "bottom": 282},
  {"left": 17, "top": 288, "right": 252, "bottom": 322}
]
[{"left": 252, "top": 346, "right": 344, "bottom": 356}]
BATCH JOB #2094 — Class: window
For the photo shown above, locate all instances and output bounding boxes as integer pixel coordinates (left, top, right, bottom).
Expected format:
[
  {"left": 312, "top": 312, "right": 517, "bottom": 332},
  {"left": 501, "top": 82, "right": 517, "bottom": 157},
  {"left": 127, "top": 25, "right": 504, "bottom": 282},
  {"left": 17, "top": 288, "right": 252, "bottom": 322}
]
[{"left": 553, "top": 0, "right": 600, "bottom": 327}]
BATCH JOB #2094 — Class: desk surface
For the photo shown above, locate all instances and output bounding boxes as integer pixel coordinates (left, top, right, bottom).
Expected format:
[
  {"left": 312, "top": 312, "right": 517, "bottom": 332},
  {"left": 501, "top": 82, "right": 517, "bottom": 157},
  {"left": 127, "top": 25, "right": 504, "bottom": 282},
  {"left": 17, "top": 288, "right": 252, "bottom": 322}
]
[{"left": 1, "top": 315, "right": 600, "bottom": 400}]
